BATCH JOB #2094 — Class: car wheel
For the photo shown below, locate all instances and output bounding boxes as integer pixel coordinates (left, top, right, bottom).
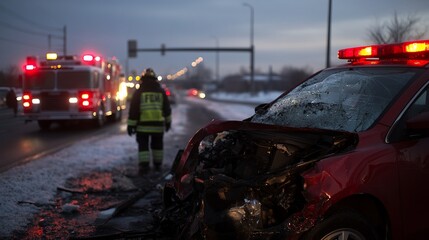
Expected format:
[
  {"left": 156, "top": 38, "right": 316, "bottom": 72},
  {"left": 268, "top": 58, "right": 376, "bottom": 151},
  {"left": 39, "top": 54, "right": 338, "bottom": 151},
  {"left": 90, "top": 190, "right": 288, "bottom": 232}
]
[
  {"left": 301, "top": 210, "right": 380, "bottom": 240},
  {"left": 94, "top": 105, "right": 106, "bottom": 127}
]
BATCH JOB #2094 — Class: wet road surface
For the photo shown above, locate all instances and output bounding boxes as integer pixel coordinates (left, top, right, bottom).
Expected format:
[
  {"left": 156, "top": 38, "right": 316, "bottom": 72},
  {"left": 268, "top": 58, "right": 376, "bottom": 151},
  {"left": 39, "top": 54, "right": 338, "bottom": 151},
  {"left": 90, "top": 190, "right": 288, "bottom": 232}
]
[{"left": 9, "top": 99, "right": 222, "bottom": 239}]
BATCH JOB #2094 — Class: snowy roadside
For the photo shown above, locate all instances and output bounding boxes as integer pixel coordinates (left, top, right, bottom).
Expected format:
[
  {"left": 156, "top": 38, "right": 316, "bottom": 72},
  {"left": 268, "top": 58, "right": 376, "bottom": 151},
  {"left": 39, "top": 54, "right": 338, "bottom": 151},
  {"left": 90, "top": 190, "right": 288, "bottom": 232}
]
[
  {"left": 0, "top": 103, "right": 189, "bottom": 238},
  {"left": 0, "top": 129, "right": 136, "bottom": 237},
  {"left": 209, "top": 91, "right": 283, "bottom": 105},
  {"left": 0, "top": 92, "right": 280, "bottom": 237}
]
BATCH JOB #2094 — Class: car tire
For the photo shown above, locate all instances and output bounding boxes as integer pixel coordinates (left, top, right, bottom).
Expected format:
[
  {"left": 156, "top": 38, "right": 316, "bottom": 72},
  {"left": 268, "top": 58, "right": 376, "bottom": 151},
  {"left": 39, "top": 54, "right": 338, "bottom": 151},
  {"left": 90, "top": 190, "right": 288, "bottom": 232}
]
[
  {"left": 93, "top": 105, "right": 106, "bottom": 127},
  {"left": 301, "top": 210, "right": 380, "bottom": 240}
]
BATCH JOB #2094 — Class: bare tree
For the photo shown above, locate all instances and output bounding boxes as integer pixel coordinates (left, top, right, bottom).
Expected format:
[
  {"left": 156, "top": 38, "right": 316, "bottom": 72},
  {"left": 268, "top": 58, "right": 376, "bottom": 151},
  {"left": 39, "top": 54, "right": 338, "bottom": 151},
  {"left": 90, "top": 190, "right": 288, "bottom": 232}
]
[
  {"left": 368, "top": 12, "right": 427, "bottom": 44},
  {"left": 279, "top": 66, "right": 312, "bottom": 91}
]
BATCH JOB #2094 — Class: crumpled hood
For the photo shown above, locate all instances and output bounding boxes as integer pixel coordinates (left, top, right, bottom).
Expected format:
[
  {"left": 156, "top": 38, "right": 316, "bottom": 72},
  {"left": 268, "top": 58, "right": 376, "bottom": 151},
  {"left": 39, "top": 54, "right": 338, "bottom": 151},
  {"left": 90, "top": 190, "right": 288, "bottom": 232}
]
[{"left": 171, "top": 120, "right": 358, "bottom": 200}]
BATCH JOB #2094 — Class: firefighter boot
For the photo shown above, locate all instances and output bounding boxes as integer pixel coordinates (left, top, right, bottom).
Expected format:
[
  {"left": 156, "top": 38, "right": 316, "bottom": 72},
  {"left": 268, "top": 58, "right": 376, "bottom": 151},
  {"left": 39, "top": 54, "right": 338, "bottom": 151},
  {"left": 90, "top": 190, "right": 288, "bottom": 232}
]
[{"left": 138, "top": 162, "right": 149, "bottom": 175}]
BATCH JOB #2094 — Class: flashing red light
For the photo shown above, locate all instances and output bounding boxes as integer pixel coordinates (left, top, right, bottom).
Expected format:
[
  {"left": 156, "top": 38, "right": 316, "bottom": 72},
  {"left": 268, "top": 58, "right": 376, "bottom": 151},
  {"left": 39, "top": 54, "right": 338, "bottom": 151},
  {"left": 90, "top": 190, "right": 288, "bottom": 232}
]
[
  {"left": 338, "top": 45, "right": 378, "bottom": 59},
  {"left": 78, "top": 91, "right": 94, "bottom": 111},
  {"left": 94, "top": 56, "right": 101, "bottom": 62},
  {"left": 25, "top": 64, "right": 37, "bottom": 71},
  {"left": 338, "top": 39, "right": 429, "bottom": 61},
  {"left": 25, "top": 56, "right": 38, "bottom": 71},
  {"left": 83, "top": 54, "right": 94, "bottom": 62},
  {"left": 404, "top": 42, "right": 429, "bottom": 53},
  {"left": 81, "top": 93, "right": 90, "bottom": 99},
  {"left": 22, "top": 92, "right": 32, "bottom": 110}
]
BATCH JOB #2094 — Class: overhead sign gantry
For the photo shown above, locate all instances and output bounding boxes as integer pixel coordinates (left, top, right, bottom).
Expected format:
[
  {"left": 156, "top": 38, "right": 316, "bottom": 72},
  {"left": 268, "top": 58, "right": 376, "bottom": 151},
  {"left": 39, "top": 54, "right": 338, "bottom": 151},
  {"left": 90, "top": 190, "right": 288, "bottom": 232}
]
[{"left": 127, "top": 40, "right": 255, "bottom": 92}]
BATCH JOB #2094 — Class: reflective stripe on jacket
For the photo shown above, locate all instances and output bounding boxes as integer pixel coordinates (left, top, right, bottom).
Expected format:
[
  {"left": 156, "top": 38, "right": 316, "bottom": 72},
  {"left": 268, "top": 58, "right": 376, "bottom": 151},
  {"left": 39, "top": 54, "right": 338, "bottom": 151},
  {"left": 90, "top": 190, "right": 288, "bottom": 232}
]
[
  {"left": 128, "top": 78, "right": 172, "bottom": 133},
  {"left": 139, "top": 92, "right": 164, "bottom": 122}
]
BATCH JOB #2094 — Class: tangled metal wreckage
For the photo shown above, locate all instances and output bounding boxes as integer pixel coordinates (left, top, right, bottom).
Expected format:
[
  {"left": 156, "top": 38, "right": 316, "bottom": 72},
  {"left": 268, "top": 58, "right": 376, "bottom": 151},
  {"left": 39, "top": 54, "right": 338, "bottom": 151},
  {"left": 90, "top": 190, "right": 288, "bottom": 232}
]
[{"left": 160, "top": 120, "right": 357, "bottom": 240}]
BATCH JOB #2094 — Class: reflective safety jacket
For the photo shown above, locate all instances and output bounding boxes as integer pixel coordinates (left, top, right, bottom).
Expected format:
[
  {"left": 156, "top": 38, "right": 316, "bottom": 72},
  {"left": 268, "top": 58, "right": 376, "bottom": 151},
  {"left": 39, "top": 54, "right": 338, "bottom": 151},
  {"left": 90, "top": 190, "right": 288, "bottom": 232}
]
[{"left": 128, "top": 79, "right": 172, "bottom": 133}]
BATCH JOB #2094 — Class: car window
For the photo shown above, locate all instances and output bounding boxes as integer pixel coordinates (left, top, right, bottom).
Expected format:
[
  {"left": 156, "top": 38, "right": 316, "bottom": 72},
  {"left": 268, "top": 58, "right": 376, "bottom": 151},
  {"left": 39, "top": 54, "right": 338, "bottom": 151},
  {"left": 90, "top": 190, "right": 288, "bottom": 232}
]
[
  {"left": 388, "top": 84, "right": 429, "bottom": 142},
  {"left": 251, "top": 68, "right": 420, "bottom": 132}
]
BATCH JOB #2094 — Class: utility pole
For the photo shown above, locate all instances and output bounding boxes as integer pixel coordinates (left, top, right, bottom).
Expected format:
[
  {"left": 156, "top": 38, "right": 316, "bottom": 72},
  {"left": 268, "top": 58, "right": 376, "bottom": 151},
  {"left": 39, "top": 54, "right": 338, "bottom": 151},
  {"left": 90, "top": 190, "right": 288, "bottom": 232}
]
[
  {"left": 63, "top": 25, "right": 67, "bottom": 56},
  {"left": 243, "top": 3, "right": 255, "bottom": 94},
  {"left": 326, "top": 0, "right": 332, "bottom": 68}
]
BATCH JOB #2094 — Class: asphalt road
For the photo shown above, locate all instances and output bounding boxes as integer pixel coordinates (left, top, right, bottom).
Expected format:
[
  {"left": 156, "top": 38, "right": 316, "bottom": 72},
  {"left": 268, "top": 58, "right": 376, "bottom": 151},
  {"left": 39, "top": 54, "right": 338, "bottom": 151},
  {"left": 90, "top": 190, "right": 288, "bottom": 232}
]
[
  {"left": 0, "top": 96, "right": 222, "bottom": 174},
  {"left": 0, "top": 107, "right": 125, "bottom": 173},
  {"left": 2, "top": 94, "right": 225, "bottom": 239}
]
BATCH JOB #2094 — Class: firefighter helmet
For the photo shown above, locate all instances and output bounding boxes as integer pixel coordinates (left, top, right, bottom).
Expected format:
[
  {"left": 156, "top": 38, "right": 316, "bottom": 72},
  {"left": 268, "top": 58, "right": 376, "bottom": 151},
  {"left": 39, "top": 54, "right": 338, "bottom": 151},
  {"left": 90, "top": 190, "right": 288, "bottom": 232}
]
[{"left": 142, "top": 68, "right": 157, "bottom": 78}]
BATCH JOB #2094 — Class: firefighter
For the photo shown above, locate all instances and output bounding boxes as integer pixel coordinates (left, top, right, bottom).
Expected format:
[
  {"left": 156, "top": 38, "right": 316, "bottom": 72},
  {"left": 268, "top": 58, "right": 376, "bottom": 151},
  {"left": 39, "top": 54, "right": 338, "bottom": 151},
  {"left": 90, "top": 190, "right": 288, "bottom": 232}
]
[
  {"left": 6, "top": 88, "right": 17, "bottom": 117},
  {"left": 127, "top": 68, "right": 172, "bottom": 173}
]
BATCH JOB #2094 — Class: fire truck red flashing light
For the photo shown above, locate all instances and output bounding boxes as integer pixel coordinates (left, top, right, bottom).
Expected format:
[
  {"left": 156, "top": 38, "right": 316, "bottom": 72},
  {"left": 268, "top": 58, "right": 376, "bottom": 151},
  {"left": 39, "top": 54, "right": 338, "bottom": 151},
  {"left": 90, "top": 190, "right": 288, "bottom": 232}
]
[
  {"left": 81, "top": 54, "right": 102, "bottom": 66},
  {"left": 24, "top": 56, "right": 38, "bottom": 71},
  {"left": 22, "top": 92, "right": 32, "bottom": 110},
  {"left": 338, "top": 39, "right": 429, "bottom": 62},
  {"left": 83, "top": 54, "right": 94, "bottom": 62},
  {"left": 25, "top": 64, "right": 36, "bottom": 71},
  {"left": 78, "top": 91, "right": 94, "bottom": 110}
]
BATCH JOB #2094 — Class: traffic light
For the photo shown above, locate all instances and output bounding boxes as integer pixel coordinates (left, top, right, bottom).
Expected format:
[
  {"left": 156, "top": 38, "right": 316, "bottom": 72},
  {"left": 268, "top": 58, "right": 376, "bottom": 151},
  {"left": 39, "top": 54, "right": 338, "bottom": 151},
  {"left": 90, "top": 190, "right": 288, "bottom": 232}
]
[{"left": 128, "top": 40, "right": 137, "bottom": 58}]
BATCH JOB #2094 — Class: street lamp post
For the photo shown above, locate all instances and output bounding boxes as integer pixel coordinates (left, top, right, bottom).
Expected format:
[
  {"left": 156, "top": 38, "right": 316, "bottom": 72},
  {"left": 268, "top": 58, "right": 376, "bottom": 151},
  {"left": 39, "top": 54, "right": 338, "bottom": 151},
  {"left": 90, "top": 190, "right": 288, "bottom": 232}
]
[{"left": 243, "top": 3, "right": 255, "bottom": 94}]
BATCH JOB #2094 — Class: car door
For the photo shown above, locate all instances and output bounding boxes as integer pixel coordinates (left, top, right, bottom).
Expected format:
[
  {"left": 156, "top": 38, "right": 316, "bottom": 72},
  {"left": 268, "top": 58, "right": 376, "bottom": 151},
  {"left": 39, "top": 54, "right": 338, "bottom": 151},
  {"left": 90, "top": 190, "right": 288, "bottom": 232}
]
[{"left": 389, "top": 85, "right": 429, "bottom": 238}]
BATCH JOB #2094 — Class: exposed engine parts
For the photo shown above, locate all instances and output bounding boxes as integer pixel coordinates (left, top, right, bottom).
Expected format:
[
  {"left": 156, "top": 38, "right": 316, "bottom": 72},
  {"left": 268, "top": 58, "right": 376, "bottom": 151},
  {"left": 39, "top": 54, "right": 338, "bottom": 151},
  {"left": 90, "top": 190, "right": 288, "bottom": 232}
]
[{"left": 161, "top": 127, "right": 357, "bottom": 239}]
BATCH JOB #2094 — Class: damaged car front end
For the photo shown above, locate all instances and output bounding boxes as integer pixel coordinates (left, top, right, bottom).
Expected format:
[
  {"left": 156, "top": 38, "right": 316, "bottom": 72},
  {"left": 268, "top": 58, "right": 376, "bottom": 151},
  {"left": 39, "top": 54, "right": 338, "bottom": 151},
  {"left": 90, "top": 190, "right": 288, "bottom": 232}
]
[
  {"left": 160, "top": 41, "right": 429, "bottom": 240},
  {"left": 161, "top": 121, "right": 358, "bottom": 239}
]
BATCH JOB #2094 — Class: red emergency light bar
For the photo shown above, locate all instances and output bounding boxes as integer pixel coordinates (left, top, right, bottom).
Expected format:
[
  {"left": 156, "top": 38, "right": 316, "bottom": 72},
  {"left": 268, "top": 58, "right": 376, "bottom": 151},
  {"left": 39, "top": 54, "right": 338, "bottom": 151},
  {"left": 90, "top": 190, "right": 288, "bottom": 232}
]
[
  {"left": 338, "top": 39, "right": 429, "bottom": 60},
  {"left": 83, "top": 54, "right": 94, "bottom": 62},
  {"left": 82, "top": 54, "right": 102, "bottom": 66}
]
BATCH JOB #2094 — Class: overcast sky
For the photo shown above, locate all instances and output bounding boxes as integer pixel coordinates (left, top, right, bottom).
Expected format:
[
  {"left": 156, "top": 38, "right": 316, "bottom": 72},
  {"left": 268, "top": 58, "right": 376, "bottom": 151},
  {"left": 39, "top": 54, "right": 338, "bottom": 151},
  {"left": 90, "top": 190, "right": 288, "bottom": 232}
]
[{"left": 1, "top": 0, "right": 428, "bottom": 78}]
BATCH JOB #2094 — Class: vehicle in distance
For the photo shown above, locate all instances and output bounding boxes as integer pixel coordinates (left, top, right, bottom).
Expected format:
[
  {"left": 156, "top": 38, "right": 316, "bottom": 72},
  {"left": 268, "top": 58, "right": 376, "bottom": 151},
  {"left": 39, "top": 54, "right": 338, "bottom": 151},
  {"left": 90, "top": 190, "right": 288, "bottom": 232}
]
[
  {"left": 21, "top": 53, "right": 127, "bottom": 130},
  {"left": 161, "top": 39, "right": 429, "bottom": 240},
  {"left": 162, "top": 84, "right": 176, "bottom": 104},
  {"left": 187, "top": 88, "right": 206, "bottom": 99},
  {"left": 0, "top": 87, "right": 10, "bottom": 108}
]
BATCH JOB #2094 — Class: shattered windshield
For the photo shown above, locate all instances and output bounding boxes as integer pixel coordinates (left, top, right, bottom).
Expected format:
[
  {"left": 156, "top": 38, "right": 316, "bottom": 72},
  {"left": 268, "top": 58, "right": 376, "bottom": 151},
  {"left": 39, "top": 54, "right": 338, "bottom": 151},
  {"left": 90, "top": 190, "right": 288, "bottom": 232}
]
[{"left": 251, "top": 68, "right": 419, "bottom": 132}]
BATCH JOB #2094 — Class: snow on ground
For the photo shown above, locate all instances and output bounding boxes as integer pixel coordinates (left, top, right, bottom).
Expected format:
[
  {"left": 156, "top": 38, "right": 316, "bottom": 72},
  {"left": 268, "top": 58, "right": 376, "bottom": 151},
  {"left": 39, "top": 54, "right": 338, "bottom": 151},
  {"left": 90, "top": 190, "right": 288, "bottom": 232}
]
[
  {"left": 210, "top": 91, "right": 283, "bottom": 105},
  {"left": 0, "top": 91, "right": 282, "bottom": 237}
]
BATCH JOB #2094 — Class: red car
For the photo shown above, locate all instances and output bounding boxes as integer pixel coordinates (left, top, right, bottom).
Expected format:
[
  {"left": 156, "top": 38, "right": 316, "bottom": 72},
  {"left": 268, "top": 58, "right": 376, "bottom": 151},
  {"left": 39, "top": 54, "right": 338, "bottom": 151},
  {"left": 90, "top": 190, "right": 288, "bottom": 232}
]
[{"left": 161, "top": 40, "right": 429, "bottom": 240}]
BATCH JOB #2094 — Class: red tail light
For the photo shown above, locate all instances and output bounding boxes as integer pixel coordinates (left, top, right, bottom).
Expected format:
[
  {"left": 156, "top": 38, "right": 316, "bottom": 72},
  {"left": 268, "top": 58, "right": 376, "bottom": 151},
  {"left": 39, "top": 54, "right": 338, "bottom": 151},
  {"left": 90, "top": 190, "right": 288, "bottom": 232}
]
[
  {"left": 78, "top": 91, "right": 95, "bottom": 111},
  {"left": 22, "top": 92, "right": 32, "bottom": 111},
  {"left": 165, "top": 89, "right": 171, "bottom": 96}
]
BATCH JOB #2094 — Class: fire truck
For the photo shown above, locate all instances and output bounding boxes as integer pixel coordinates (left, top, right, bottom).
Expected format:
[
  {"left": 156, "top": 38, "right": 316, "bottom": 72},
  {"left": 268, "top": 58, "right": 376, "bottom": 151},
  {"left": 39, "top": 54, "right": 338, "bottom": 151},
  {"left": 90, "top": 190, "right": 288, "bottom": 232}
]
[{"left": 21, "top": 52, "right": 127, "bottom": 130}]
